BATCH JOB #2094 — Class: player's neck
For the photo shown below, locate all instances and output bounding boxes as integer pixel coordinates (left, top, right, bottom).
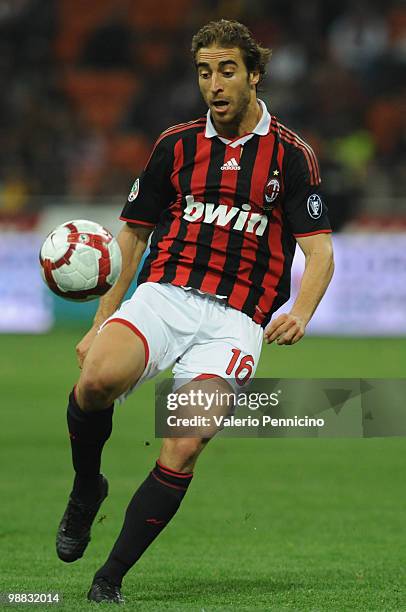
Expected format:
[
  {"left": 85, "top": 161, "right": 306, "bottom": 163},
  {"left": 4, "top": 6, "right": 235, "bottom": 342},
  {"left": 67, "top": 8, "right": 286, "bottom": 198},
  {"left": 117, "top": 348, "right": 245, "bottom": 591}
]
[{"left": 214, "top": 99, "right": 262, "bottom": 140}]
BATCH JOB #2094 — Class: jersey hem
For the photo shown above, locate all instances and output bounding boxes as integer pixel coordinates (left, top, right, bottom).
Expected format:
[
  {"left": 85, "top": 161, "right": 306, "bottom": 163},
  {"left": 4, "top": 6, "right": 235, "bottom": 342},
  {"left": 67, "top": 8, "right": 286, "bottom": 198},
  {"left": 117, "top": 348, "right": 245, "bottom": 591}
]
[
  {"left": 293, "top": 229, "right": 332, "bottom": 238},
  {"left": 120, "top": 216, "right": 156, "bottom": 227},
  {"left": 138, "top": 277, "right": 269, "bottom": 327}
]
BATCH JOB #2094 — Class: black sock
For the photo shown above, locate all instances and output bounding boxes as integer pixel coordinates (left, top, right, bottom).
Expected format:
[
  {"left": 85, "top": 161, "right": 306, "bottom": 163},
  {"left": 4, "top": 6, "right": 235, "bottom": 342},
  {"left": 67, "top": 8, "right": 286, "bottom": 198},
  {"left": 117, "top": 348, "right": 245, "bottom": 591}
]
[
  {"left": 67, "top": 388, "right": 114, "bottom": 501},
  {"left": 94, "top": 460, "right": 193, "bottom": 585}
]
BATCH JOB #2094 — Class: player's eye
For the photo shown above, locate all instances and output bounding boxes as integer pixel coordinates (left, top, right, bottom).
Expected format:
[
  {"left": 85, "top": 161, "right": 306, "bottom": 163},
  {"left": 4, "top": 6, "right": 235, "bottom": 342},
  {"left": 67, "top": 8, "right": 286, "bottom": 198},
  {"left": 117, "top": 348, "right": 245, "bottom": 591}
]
[
  {"left": 222, "top": 70, "right": 235, "bottom": 78},
  {"left": 199, "top": 71, "right": 210, "bottom": 79}
]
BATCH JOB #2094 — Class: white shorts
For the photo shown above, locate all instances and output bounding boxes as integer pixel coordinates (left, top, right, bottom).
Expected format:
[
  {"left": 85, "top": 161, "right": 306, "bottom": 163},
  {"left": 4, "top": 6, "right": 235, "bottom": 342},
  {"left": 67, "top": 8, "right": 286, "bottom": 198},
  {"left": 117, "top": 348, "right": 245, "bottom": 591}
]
[{"left": 102, "top": 282, "right": 263, "bottom": 399}]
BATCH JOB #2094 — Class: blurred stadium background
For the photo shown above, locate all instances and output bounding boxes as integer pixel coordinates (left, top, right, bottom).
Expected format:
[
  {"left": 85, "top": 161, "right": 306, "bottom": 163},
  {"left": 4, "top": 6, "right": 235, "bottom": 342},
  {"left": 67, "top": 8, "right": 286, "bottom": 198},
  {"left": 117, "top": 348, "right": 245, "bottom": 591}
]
[
  {"left": 0, "top": 0, "right": 405, "bottom": 332},
  {"left": 1, "top": 1, "right": 405, "bottom": 609}
]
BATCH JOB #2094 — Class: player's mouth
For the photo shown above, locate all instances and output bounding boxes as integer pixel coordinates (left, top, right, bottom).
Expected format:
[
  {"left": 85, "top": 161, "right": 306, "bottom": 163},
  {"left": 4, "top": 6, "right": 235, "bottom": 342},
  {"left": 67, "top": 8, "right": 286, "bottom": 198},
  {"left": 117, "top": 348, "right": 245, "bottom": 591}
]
[{"left": 211, "top": 100, "right": 230, "bottom": 115}]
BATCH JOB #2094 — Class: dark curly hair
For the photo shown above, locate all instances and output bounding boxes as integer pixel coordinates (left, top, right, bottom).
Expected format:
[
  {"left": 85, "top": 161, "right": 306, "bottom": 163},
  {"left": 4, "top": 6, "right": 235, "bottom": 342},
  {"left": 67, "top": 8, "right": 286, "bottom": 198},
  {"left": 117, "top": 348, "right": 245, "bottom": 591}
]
[{"left": 191, "top": 19, "right": 271, "bottom": 86}]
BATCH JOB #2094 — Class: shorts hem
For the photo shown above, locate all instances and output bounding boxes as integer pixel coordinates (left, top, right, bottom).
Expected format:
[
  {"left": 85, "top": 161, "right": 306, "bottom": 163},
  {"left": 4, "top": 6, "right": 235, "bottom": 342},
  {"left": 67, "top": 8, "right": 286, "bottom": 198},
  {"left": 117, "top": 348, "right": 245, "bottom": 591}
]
[
  {"left": 104, "top": 317, "right": 150, "bottom": 369},
  {"left": 193, "top": 373, "right": 223, "bottom": 381}
]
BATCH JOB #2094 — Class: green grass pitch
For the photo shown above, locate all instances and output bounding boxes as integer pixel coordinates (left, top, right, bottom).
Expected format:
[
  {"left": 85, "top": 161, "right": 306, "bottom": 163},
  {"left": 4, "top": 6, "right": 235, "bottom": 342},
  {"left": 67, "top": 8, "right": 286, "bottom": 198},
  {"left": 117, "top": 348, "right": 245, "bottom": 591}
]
[{"left": 1, "top": 330, "right": 405, "bottom": 611}]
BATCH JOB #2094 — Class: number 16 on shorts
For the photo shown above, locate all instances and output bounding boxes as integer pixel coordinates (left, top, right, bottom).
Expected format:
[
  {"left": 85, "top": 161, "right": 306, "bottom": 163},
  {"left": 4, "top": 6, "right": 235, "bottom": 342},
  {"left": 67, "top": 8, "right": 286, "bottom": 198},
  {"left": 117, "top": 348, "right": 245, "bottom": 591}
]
[{"left": 226, "top": 349, "right": 255, "bottom": 386}]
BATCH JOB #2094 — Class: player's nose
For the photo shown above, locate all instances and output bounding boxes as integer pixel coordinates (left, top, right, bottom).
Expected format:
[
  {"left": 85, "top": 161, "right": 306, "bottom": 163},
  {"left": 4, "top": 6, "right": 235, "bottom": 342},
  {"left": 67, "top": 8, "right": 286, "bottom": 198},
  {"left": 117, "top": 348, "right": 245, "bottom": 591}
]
[{"left": 210, "top": 72, "right": 223, "bottom": 93}]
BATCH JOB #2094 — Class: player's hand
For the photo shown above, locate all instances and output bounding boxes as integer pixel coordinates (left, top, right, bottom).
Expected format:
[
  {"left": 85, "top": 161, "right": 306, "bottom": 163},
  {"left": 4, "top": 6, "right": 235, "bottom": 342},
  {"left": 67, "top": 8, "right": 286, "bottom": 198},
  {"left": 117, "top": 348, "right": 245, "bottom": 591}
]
[
  {"left": 263, "top": 313, "right": 306, "bottom": 345},
  {"left": 76, "top": 325, "right": 99, "bottom": 368}
]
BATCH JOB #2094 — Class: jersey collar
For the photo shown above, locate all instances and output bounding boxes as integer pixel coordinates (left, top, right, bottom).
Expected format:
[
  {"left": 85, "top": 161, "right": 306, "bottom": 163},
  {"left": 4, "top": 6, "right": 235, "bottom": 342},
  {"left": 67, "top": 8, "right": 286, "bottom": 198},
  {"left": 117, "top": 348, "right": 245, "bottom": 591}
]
[{"left": 205, "top": 99, "right": 271, "bottom": 148}]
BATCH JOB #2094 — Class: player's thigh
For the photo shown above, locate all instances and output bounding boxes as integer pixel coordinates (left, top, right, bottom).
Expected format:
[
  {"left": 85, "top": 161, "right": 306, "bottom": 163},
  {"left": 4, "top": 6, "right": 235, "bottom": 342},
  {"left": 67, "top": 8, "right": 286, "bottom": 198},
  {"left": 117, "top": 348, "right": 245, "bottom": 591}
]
[{"left": 78, "top": 322, "right": 146, "bottom": 399}]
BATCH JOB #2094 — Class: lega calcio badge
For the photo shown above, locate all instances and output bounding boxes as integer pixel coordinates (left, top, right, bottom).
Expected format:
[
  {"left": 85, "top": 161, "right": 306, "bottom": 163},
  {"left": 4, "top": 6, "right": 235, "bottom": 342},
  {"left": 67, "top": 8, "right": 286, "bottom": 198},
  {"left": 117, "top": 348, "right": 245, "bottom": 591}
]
[{"left": 128, "top": 178, "right": 140, "bottom": 202}]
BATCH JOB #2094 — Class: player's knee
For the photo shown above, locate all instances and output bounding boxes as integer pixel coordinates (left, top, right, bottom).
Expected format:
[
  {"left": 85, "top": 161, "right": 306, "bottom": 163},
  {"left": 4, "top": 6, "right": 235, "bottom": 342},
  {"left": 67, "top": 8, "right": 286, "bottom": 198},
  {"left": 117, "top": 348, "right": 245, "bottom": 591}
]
[{"left": 77, "top": 368, "right": 117, "bottom": 412}]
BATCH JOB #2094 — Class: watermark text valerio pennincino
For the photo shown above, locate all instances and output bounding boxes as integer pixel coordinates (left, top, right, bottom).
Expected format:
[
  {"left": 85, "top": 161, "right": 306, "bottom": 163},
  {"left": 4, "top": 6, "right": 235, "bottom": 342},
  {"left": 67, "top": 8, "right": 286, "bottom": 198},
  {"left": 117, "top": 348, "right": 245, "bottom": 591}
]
[
  {"left": 156, "top": 379, "right": 406, "bottom": 438},
  {"left": 166, "top": 414, "right": 325, "bottom": 429},
  {"left": 164, "top": 389, "right": 325, "bottom": 429}
]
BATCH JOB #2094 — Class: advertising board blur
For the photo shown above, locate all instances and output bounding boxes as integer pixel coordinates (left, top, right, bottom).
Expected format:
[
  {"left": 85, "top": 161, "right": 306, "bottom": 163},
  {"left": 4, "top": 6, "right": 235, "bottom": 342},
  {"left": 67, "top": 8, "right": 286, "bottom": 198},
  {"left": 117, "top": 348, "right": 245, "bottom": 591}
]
[
  {"left": 279, "top": 233, "right": 406, "bottom": 336},
  {"left": 0, "top": 229, "right": 405, "bottom": 336},
  {"left": 0, "top": 233, "right": 53, "bottom": 332}
]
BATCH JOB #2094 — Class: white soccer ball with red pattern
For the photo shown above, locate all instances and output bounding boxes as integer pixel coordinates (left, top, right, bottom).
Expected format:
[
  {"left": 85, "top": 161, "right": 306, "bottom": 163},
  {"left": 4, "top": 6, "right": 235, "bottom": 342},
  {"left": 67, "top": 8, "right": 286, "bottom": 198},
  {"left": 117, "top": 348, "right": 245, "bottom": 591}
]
[{"left": 39, "top": 220, "right": 122, "bottom": 301}]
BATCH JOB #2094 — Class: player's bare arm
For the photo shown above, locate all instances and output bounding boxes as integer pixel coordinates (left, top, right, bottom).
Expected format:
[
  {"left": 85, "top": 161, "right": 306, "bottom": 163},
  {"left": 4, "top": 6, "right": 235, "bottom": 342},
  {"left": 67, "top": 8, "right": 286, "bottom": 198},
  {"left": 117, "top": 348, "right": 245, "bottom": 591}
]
[
  {"left": 264, "top": 233, "right": 334, "bottom": 345},
  {"left": 76, "top": 223, "right": 152, "bottom": 367}
]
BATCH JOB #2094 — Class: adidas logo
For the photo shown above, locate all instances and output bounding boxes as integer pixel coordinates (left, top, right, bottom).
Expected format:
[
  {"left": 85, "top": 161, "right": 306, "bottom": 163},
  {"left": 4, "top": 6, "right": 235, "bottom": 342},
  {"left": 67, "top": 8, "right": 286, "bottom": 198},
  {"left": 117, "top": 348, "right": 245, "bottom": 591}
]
[{"left": 221, "top": 157, "right": 241, "bottom": 171}]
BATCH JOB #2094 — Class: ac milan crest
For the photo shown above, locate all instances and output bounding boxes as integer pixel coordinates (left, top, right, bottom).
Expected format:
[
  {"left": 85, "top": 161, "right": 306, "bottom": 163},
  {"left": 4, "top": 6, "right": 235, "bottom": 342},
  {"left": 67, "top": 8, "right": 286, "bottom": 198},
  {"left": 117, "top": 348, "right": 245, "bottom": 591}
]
[{"left": 264, "top": 178, "right": 280, "bottom": 211}]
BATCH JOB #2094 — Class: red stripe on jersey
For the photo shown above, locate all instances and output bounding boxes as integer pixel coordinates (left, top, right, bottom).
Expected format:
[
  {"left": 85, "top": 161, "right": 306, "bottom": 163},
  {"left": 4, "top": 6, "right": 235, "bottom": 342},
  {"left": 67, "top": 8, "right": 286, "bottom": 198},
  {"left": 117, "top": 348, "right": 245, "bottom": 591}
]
[
  {"left": 274, "top": 128, "right": 316, "bottom": 185},
  {"left": 145, "top": 119, "right": 206, "bottom": 168},
  {"left": 274, "top": 125, "right": 320, "bottom": 185},
  {"left": 276, "top": 141, "right": 286, "bottom": 193},
  {"left": 253, "top": 143, "right": 286, "bottom": 324},
  {"left": 277, "top": 123, "right": 318, "bottom": 182},
  {"left": 227, "top": 133, "right": 277, "bottom": 312},
  {"left": 156, "top": 120, "right": 206, "bottom": 150},
  {"left": 294, "top": 229, "right": 332, "bottom": 237},
  {"left": 160, "top": 118, "right": 206, "bottom": 140},
  {"left": 172, "top": 133, "right": 213, "bottom": 286},
  {"left": 119, "top": 216, "right": 155, "bottom": 227},
  {"left": 147, "top": 138, "right": 184, "bottom": 282},
  {"left": 199, "top": 145, "right": 240, "bottom": 295},
  {"left": 279, "top": 123, "right": 320, "bottom": 184}
]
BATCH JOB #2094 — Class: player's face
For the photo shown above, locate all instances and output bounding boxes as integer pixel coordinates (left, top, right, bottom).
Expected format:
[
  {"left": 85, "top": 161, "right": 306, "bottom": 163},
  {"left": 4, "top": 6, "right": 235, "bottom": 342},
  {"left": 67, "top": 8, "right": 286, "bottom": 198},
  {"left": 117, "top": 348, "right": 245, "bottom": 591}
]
[{"left": 196, "top": 46, "right": 259, "bottom": 128}]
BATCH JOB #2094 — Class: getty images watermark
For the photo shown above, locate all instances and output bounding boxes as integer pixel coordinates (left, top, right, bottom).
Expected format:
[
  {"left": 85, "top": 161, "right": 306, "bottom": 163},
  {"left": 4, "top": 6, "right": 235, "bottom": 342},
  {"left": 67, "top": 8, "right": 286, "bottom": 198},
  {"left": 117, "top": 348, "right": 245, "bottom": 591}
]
[
  {"left": 155, "top": 379, "right": 406, "bottom": 438},
  {"left": 165, "top": 388, "right": 324, "bottom": 430}
]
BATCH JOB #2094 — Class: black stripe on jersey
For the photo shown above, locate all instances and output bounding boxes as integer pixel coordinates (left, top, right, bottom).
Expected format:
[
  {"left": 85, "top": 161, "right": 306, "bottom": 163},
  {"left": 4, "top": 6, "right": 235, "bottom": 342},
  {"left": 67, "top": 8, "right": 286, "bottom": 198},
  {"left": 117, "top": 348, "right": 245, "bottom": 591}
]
[
  {"left": 185, "top": 138, "right": 226, "bottom": 288},
  {"left": 242, "top": 135, "right": 280, "bottom": 318},
  {"left": 262, "top": 223, "right": 296, "bottom": 327},
  {"left": 159, "top": 134, "right": 197, "bottom": 284},
  {"left": 148, "top": 118, "right": 206, "bottom": 164},
  {"left": 262, "top": 131, "right": 300, "bottom": 321},
  {"left": 138, "top": 214, "right": 170, "bottom": 283},
  {"left": 216, "top": 135, "right": 260, "bottom": 297},
  {"left": 138, "top": 126, "right": 201, "bottom": 283}
]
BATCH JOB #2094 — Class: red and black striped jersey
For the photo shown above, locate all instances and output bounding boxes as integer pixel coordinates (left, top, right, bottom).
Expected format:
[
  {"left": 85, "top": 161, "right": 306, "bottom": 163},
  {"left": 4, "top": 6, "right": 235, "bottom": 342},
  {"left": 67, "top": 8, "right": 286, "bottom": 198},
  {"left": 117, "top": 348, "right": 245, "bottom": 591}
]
[{"left": 121, "top": 104, "right": 331, "bottom": 327}]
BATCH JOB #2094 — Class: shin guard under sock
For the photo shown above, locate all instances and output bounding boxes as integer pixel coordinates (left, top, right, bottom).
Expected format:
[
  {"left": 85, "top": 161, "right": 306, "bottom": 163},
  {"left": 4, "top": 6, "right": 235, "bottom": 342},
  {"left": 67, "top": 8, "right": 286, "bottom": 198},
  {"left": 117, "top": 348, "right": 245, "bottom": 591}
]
[
  {"left": 67, "top": 388, "right": 113, "bottom": 499},
  {"left": 94, "top": 460, "right": 193, "bottom": 584}
]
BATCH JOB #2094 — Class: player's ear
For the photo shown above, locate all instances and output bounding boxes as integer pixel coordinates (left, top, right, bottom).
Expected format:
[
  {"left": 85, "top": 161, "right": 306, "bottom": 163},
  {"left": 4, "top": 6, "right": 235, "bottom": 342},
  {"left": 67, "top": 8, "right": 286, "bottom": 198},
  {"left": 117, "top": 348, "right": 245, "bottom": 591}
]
[{"left": 249, "top": 70, "right": 260, "bottom": 87}]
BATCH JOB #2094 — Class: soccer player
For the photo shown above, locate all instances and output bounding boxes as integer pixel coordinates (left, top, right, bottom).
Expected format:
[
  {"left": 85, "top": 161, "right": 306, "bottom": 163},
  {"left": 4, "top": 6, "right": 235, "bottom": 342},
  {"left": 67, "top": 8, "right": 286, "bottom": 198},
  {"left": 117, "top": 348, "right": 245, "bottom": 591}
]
[{"left": 56, "top": 20, "right": 334, "bottom": 603}]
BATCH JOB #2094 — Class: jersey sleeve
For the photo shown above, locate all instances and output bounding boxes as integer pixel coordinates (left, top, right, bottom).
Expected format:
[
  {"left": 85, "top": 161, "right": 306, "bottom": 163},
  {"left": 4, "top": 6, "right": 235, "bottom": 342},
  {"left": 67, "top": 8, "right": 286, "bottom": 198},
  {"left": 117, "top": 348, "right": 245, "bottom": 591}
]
[
  {"left": 283, "top": 144, "right": 332, "bottom": 237},
  {"left": 120, "top": 137, "right": 176, "bottom": 227}
]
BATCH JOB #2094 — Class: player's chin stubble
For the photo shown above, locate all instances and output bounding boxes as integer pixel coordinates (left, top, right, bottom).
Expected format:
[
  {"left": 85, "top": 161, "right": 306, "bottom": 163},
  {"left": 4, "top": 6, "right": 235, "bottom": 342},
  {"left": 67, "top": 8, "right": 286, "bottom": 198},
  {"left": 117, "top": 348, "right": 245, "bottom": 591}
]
[
  {"left": 222, "top": 89, "right": 251, "bottom": 127},
  {"left": 210, "top": 88, "right": 251, "bottom": 129}
]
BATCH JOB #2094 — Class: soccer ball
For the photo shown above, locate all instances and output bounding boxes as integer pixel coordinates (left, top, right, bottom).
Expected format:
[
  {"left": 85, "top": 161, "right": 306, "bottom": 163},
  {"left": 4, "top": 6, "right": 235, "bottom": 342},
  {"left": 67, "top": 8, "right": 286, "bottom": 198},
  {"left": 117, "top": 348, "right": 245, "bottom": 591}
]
[{"left": 39, "top": 219, "right": 122, "bottom": 301}]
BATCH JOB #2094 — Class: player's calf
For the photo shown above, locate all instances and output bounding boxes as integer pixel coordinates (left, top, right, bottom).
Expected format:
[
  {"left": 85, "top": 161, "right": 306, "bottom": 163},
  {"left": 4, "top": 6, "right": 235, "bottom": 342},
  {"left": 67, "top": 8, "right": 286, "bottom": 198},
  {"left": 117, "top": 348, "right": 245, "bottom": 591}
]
[
  {"left": 87, "top": 381, "right": 231, "bottom": 595},
  {"left": 57, "top": 322, "right": 146, "bottom": 564},
  {"left": 159, "top": 437, "right": 209, "bottom": 472},
  {"left": 91, "top": 457, "right": 195, "bottom": 590},
  {"left": 57, "top": 389, "right": 113, "bottom": 563}
]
